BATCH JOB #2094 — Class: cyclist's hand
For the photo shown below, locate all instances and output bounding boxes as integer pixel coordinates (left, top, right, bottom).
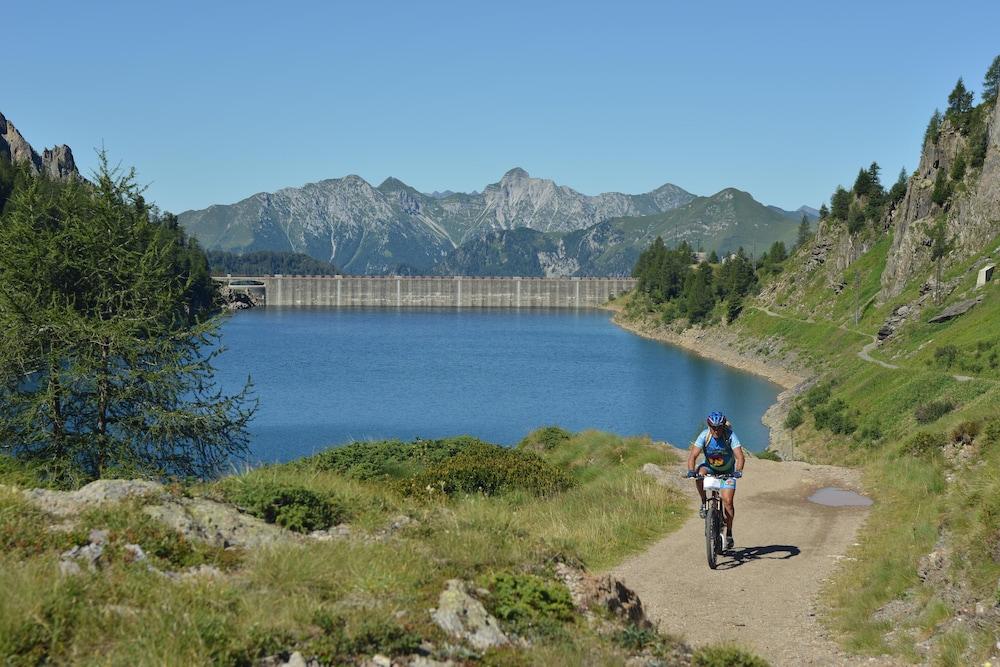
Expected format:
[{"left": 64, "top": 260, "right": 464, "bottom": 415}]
[
  {"left": 733, "top": 470, "right": 743, "bottom": 479},
  {"left": 686, "top": 470, "right": 697, "bottom": 478}
]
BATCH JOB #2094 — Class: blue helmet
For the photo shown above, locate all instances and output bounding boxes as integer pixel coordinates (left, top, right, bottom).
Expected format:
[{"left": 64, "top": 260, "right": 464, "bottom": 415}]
[{"left": 706, "top": 411, "right": 726, "bottom": 428}]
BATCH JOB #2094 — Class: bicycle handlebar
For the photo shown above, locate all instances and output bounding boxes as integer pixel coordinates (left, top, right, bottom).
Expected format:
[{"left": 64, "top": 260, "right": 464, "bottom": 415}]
[{"left": 682, "top": 472, "right": 741, "bottom": 480}]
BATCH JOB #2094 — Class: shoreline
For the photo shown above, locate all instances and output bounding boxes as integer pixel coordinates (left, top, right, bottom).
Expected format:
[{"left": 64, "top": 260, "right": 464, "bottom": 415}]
[{"left": 604, "top": 305, "right": 813, "bottom": 459}]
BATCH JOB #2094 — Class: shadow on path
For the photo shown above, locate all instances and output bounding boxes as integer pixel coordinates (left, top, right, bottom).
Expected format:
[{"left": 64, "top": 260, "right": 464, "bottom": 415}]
[{"left": 715, "top": 544, "right": 800, "bottom": 570}]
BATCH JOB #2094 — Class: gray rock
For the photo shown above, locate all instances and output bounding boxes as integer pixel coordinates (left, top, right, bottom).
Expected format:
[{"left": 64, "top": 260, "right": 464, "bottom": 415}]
[
  {"left": 24, "top": 479, "right": 165, "bottom": 517},
  {"left": 554, "top": 563, "right": 650, "bottom": 627},
  {"left": 144, "top": 497, "right": 288, "bottom": 549},
  {"left": 928, "top": 297, "right": 980, "bottom": 323},
  {"left": 432, "top": 579, "right": 509, "bottom": 650},
  {"left": 0, "top": 111, "right": 80, "bottom": 181}
]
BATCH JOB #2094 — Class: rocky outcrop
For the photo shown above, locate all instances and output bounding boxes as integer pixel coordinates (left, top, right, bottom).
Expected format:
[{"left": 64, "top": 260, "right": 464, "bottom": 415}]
[
  {"left": 0, "top": 111, "right": 80, "bottom": 180},
  {"left": 881, "top": 101, "right": 1000, "bottom": 300},
  {"left": 431, "top": 579, "right": 510, "bottom": 650},
  {"left": 554, "top": 563, "right": 651, "bottom": 628}
]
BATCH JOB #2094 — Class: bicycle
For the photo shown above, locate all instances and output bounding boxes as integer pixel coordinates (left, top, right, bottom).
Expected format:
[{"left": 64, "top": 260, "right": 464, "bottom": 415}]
[{"left": 685, "top": 472, "right": 740, "bottom": 569}]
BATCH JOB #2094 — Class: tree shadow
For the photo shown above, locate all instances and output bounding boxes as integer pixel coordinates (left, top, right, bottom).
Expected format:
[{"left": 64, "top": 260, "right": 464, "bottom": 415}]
[{"left": 715, "top": 544, "right": 800, "bottom": 570}]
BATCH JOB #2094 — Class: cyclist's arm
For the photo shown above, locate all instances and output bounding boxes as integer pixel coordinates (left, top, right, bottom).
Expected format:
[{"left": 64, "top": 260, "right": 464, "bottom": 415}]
[
  {"left": 734, "top": 446, "right": 745, "bottom": 472},
  {"left": 687, "top": 430, "right": 708, "bottom": 471}
]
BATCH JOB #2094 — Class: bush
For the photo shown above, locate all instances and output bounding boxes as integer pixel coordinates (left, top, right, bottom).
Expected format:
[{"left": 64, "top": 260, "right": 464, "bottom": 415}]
[
  {"left": 813, "top": 399, "right": 857, "bottom": 435},
  {"left": 754, "top": 449, "right": 782, "bottom": 462},
  {"left": 951, "top": 420, "right": 981, "bottom": 444},
  {"left": 402, "top": 442, "right": 573, "bottom": 498},
  {"left": 219, "top": 478, "right": 345, "bottom": 533},
  {"left": 914, "top": 400, "right": 955, "bottom": 424},
  {"left": 902, "top": 431, "right": 944, "bottom": 457},
  {"left": 784, "top": 405, "right": 804, "bottom": 429},
  {"left": 934, "top": 345, "right": 959, "bottom": 369},
  {"left": 518, "top": 426, "right": 573, "bottom": 452},
  {"left": 309, "top": 613, "right": 422, "bottom": 661},
  {"left": 484, "top": 572, "right": 575, "bottom": 637},
  {"left": 692, "top": 644, "right": 770, "bottom": 667},
  {"left": 803, "top": 382, "right": 832, "bottom": 408},
  {"left": 984, "top": 419, "right": 1000, "bottom": 447},
  {"left": 306, "top": 436, "right": 487, "bottom": 480}
]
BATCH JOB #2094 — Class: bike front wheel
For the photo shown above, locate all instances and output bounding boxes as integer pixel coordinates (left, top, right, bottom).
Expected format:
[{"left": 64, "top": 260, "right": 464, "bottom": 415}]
[{"left": 705, "top": 501, "right": 718, "bottom": 569}]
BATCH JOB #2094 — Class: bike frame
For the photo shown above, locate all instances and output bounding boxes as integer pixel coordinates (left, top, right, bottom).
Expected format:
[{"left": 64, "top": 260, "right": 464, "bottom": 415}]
[{"left": 695, "top": 472, "right": 737, "bottom": 570}]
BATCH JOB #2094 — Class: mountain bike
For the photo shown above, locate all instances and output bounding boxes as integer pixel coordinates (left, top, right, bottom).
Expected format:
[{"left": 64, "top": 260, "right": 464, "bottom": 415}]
[{"left": 688, "top": 472, "right": 740, "bottom": 569}]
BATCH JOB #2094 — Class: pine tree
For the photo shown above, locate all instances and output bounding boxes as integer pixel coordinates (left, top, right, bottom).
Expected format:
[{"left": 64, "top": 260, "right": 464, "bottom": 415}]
[
  {"left": 853, "top": 167, "right": 873, "bottom": 197},
  {"left": 708, "top": 249, "right": 719, "bottom": 263},
  {"left": 927, "top": 216, "right": 954, "bottom": 304},
  {"left": 848, "top": 201, "right": 866, "bottom": 234},
  {"left": 867, "top": 162, "right": 883, "bottom": 197},
  {"left": 888, "top": 167, "right": 908, "bottom": 205},
  {"left": 0, "top": 153, "right": 255, "bottom": 482},
  {"left": 818, "top": 203, "right": 830, "bottom": 220},
  {"left": 831, "top": 186, "right": 851, "bottom": 220},
  {"left": 946, "top": 78, "right": 974, "bottom": 132},
  {"left": 931, "top": 167, "right": 951, "bottom": 207},
  {"left": 925, "top": 109, "right": 943, "bottom": 145},
  {"left": 984, "top": 54, "right": 1000, "bottom": 104},
  {"left": 683, "top": 262, "right": 716, "bottom": 324},
  {"left": 796, "top": 214, "right": 812, "bottom": 247}
]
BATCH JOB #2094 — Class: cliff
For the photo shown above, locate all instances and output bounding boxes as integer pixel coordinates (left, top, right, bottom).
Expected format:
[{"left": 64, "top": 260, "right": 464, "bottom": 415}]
[{"left": 0, "top": 111, "right": 80, "bottom": 181}]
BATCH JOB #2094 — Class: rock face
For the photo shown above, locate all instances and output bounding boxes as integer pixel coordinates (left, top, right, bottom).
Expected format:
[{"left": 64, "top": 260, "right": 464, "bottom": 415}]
[
  {"left": 554, "top": 563, "right": 651, "bottom": 628},
  {"left": 881, "top": 101, "right": 1000, "bottom": 300},
  {"left": 0, "top": 111, "right": 80, "bottom": 181}
]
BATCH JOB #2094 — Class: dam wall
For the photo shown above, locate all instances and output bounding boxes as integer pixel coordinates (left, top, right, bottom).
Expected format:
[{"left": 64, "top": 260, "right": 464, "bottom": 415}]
[{"left": 218, "top": 276, "right": 636, "bottom": 308}]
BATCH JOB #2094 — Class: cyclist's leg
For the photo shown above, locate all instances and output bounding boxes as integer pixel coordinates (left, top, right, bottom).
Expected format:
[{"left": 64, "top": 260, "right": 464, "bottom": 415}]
[
  {"left": 721, "top": 486, "right": 736, "bottom": 534},
  {"left": 695, "top": 464, "right": 710, "bottom": 504}
]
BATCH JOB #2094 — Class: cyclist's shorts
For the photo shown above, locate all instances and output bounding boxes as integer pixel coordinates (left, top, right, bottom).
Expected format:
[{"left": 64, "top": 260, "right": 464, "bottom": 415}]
[{"left": 697, "top": 464, "right": 736, "bottom": 489}]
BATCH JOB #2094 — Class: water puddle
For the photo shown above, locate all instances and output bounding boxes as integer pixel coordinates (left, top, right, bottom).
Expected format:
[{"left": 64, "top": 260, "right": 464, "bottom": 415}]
[{"left": 807, "top": 487, "right": 873, "bottom": 507}]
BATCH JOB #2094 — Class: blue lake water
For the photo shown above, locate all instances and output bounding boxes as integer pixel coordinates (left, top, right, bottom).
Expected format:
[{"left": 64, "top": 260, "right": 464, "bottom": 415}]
[{"left": 214, "top": 308, "right": 780, "bottom": 463}]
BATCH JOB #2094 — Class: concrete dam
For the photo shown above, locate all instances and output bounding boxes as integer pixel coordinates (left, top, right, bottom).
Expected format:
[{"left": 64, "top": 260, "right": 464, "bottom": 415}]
[{"left": 218, "top": 275, "right": 636, "bottom": 308}]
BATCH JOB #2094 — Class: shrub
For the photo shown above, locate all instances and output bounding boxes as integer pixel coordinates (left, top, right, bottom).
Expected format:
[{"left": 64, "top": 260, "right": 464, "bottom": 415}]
[
  {"left": 855, "top": 420, "right": 883, "bottom": 445},
  {"left": 305, "top": 436, "right": 487, "bottom": 480},
  {"left": 933, "top": 345, "right": 959, "bottom": 369},
  {"left": 754, "top": 449, "right": 782, "bottom": 462},
  {"left": 784, "top": 405, "right": 804, "bottom": 429},
  {"left": 613, "top": 624, "right": 660, "bottom": 651},
  {"left": 984, "top": 419, "right": 1000, "bottom": 447},
  {"left": 902, "top": 431, "right": 944, "bottom": 457},
  {"left": 402, "top": 443, "right": 573, "bottom": 498},
  {"left": 803, "top": 382, "right": 832, "bottom": 408},
  {"left": 692, "top": 644, "right": 770, "bottom": 667},
  {"left": 309, "top": 612, "right": 421, "bottom": 661},
  {"left": 950, "top": 420, "right": 981, "bottom": 444},
  {"left": 914, "top": 400, "right": 955, "bottom": 424},
  {"left": 219, "top": 478, "right": 345, "bottom": 533},
  {"left": 518, "top": 426, "right": 573, "bottom": 452},
  {"left": 484, "top": 572, "right": 575, "bottom": 637},
  {"left": 813, "top": 399, "right": 857, "bottom": 435}
]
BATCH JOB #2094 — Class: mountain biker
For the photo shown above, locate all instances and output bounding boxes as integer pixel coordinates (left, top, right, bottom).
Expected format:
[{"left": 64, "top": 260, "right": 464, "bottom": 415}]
[{"left": 686, "top": 411, "right": 745, "bottom": 550}]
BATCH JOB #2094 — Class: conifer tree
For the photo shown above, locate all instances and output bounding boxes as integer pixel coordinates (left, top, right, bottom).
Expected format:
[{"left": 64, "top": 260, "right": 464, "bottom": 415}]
[
  {"left": 984, "top": 54, "right": 1000, "bottom": 104},
  {"left": 683, "top": 262, "right": 716, "bottom": 324},
  {"left": 797, "top": 215, "right": 812, "bottom": 247},
  {"left": 925, "top": 109, "right": 943, "bottom": 145},
  {"left": 888, "top": 167, "right": 908, "bottom": 205},
  {"left": 831, "top": 186, "right": 851, "bottom": 220},
  {"left": 0, "top": 153, "right": 255, "bottom": 482},
  {"left": 818, "top": 203, "right": 829, "bottom": 220},
  {"left": 946, "top": 78, "right": 974, "bottom": 132},
  {"left": 853, "top": 168, "right": 873, "bottom": 197},
  {"left": 931, "top": 167, "right": 951, "bottom": 207}
]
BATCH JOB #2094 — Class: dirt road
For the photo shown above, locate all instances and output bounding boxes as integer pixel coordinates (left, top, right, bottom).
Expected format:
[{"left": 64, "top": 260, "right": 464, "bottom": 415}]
[{"left": 610, "top": 456, "right": 886, "bottom": 666}]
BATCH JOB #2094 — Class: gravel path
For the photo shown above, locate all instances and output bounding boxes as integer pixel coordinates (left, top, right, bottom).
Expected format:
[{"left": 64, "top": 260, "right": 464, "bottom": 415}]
[{"left": 610, "top": 456, "right": 898, "bottom": 666}]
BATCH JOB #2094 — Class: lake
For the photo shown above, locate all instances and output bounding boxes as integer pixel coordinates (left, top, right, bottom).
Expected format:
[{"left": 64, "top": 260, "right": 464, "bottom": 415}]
[{"left": 214, "top": 308, "right": 780, "bottom": 463}]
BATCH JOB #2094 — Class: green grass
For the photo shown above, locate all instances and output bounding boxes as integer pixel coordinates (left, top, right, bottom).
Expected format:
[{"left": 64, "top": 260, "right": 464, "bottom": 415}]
[{"left": 0, "top": 430, "right": 694, "bottom": 665}]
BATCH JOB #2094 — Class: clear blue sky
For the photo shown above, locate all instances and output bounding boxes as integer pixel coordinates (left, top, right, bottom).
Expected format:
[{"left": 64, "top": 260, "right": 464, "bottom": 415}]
[{"left": 6, "top": 0, "right": 999, "bottom": 213}]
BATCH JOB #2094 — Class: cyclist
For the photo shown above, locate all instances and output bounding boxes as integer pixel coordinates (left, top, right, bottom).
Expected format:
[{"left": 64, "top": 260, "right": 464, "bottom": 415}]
[{"left": 686, "top": 411, "right": 745, "bottom": 550}]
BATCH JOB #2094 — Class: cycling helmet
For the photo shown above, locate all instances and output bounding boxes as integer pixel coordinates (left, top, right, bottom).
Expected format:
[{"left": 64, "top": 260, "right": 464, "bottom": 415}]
[{"left": 706, "top": 411, "right": 726, "bottom": 428}]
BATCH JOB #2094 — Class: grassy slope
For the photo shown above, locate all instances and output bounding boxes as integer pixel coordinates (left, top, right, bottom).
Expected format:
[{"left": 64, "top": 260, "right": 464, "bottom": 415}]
[
  {"left": 0, "top": 431, "right": 702, "bottom": 666},
  {"left": 733, "top": 224, "right": 1000, "bottom": 664}
]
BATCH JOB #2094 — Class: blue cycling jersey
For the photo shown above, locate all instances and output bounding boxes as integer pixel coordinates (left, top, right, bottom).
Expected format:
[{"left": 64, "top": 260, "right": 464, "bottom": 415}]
[{"left": 694, "top": 428, "right": 742, "bottom": 473}]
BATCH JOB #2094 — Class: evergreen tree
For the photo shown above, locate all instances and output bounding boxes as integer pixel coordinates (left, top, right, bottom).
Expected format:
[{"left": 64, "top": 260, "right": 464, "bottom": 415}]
[
  {"left": 931, "top": 167, "right": 951, "bottom": 207},
  {"left": 768, "top": 240, "right": 787, "bottom": 264},
  {"left": 946, "top": 78, "right": 974, "bottom": 132},
  {"left": 852, "top": 167, "right": 873, "bottom": 197},
  {"left": 818, "top": 203, "right": 830, "bottom": 220},
  {"left": 716, "top": 248, "right": 756, "bottom": 301},
  {"left": 708, "top": 249, "right": 719, "bottom": 263},
  {"left": 950, "top": 153, "right": 966, "bottom": 181},
  {"left": 867, "top": 162, "right": 883, "bottom": 197},
  {"left": 927, "top": 216, "right": 954, "bottom": 304},
  {"left": 0, "top": 154, "right": 255, "bottom": 482},
  {"left": 925, "top": 109, "right": 943, "bottom": 145},
  {"left": 984, "top": 54, "right": 1000, "bottom": 104},
  {"left": 847, "top": 201, "right": 866, "bottom": 234},
  {"left": 796, "top": 215, "right": 812, "bottom": 248},
  {"left": 888, "top": 167, "right": 908, "bottom": 205},
  {"left": 831, "top": 186, "right": 851, "bottom": 220},
  {"left": 683, "top": 262, "right": 716, "bottom": 324}
]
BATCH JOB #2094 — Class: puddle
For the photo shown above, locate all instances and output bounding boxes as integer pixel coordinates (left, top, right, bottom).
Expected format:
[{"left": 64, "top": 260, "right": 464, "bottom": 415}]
[{"left": 807, "top": 487, "right": 873, "bottom": 507}]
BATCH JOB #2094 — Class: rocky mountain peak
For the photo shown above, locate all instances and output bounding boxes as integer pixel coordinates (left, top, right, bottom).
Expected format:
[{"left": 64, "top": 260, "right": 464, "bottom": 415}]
[
  {"left": 0, "top": 111, "right": 80, "bottom": 181},
  {"left": 500, "top": 167, "right": 530, "bottom": 183}
]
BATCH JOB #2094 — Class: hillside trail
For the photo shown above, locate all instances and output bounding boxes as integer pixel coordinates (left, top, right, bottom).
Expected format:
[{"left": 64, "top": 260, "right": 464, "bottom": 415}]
[{"left": 610, "top": 455, "right": 898, "bottom": 667}]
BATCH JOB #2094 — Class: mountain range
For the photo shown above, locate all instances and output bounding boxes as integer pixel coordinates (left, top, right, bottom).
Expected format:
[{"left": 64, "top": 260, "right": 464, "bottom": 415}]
[
  {"left": 0, "top": 110, "right": 815, "bottom": 276},
  {"left": 178, "top": 167, "right": 815, "bottom": 276}
]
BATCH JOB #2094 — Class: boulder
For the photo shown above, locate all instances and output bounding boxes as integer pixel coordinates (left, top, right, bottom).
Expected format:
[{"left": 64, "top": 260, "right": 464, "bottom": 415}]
[
  {"left": 554, "top": 563, "right": 651, "bottom": 627},
  {"left": 24, "top": 479, "right": 165, "bottom": 517},
  {"left": 928, "top": 297, "right": 980, "bottom": 323},
  {"left": 431, "top": 579, "right": 509, "bottom": 650},
  {"left": 144, "top": 497, "right": 288, "bottom": 549}
]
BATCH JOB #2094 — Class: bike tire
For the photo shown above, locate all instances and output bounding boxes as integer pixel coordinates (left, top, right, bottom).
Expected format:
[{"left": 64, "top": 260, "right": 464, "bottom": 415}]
[{"left": 705, "top": 501, "right": 718, "bottom": 569}]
